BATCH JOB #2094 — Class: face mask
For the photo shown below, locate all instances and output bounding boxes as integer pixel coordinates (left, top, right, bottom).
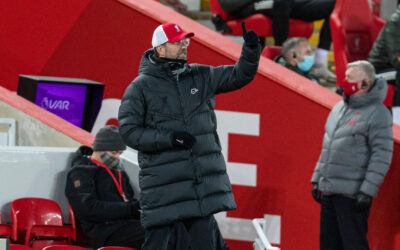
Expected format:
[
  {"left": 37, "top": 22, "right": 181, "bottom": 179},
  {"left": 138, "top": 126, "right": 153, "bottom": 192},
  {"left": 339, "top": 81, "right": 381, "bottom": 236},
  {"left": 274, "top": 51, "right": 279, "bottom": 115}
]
[
  {"left": 342, "top": 79, "right": 359, "bottom": 96},
  {"left": 100, "top": 152, "right": 120, "bottom": 169},
  {"left": 297, "top": 55, "right": 314, "bottom": 72}
]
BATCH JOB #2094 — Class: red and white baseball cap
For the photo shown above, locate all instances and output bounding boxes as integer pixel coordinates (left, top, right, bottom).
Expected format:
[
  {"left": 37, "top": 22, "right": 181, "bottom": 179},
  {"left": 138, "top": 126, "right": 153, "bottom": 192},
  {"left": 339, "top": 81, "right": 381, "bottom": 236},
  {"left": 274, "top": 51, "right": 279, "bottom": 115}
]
[{"left": 152, "top": 23, "right": 194, "bottom": 47}]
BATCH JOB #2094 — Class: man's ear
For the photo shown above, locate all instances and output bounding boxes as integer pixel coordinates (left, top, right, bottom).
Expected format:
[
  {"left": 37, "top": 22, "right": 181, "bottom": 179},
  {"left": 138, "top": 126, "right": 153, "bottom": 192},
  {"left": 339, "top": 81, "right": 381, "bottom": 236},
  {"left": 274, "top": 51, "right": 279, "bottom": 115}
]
[
  {"left": 156, "top": 45, "right": 164, "bottom": 57},
  {"left": 361, "top": 80, "right": 369, "bottom": 89}
]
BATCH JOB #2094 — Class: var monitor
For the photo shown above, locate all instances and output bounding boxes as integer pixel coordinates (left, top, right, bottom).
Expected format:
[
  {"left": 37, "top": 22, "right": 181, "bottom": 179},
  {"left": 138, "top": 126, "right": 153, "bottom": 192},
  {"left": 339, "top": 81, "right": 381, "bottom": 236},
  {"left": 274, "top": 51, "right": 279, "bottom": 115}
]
[{"left": 17, "top": 75, "right": 104, "bottom": 132}]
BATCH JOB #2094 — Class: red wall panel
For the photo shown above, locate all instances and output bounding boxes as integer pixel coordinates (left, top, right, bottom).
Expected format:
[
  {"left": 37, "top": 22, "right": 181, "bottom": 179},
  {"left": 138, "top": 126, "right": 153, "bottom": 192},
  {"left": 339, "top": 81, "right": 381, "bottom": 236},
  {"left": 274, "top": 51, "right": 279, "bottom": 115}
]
[
  {"left": 0, "top": 0, "right": 399, "bottom": 249},
  {"left": 0, "top": 0, "right": 91, "bottom": 90}
]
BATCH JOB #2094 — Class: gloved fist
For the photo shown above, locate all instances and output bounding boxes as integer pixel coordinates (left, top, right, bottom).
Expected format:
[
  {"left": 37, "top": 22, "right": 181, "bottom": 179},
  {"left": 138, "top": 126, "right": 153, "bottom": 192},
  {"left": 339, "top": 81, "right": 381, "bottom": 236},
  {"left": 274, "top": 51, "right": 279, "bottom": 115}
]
[
  {"left": 242, "top": 21, "right": 260, "bottom": 48},
  {"left": 356, "top": 192, "right": 372, "bottom": 211},
  {"left": 172, "top": 131, "right": 196, "bottom": 149},
  {"left": 311, "top": 183, "right": 322, "bottom": 203}
]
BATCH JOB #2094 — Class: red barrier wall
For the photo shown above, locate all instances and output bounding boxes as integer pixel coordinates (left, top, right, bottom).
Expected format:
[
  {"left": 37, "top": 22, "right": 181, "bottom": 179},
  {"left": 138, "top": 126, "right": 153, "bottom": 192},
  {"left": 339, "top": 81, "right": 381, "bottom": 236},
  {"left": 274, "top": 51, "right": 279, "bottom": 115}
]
[{"left": 0, "top": 0, "right": 399, "bottom": 249}]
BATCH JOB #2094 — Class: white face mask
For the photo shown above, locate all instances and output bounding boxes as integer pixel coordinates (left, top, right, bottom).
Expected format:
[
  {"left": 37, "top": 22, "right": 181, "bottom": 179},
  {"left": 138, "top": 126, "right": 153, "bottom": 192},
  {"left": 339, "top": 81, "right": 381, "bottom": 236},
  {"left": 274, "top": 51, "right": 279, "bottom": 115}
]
[{"left": 100, "top": 152, "right": 120, "bottom": 169}]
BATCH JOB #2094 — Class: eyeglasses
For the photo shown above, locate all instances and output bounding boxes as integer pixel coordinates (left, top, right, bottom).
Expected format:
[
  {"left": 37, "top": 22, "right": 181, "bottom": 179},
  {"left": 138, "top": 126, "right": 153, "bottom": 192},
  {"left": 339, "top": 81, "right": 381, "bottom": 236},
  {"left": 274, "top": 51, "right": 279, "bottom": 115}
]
[{"left": 168, "top": 38, "right": 190, "bottom": 47}]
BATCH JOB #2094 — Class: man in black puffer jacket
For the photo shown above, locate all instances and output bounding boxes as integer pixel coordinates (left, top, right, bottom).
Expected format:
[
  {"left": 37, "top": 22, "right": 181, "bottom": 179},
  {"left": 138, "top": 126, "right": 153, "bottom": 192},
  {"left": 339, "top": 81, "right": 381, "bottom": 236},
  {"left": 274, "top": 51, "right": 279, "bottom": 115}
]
[
  {"left": 118, "top": 22, "right": 261, "bottom": 249},
  {"left": 65, "top": 126, "right": 144, "bottom": 249}
]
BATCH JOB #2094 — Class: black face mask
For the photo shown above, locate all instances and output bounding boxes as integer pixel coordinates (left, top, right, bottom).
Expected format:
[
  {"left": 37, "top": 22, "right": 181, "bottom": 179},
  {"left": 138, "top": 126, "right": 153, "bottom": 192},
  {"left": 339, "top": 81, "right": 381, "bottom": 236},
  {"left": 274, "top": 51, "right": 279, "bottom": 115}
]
[
  {"left": 168, "top": 61, "right": 186, "bottom": 71},
  {"left": 100, "top": 152, "right": 120, "bottom": 169}
]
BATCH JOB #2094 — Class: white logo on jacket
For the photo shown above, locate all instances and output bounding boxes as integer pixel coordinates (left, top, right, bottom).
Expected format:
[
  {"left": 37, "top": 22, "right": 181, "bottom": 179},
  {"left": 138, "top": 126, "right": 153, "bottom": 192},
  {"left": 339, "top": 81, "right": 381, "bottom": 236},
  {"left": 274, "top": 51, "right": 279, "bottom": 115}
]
[{"left": 191, "top": 88, "right": 199, "bottom": 95}]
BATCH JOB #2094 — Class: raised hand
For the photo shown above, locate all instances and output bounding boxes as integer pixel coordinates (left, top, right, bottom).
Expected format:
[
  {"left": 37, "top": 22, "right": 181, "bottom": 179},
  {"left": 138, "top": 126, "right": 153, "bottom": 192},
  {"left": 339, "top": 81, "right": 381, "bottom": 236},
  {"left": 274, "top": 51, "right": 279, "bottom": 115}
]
[{"left": 241, "top": 21, "right": 260, "bottom": 48}]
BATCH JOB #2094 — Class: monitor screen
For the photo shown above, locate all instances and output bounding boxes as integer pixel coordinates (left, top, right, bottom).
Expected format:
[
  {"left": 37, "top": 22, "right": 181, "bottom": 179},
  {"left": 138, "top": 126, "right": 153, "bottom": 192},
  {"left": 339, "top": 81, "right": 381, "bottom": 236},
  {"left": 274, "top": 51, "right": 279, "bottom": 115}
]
[{"left": 35, "top": 82, "right": 87, "bottom": 127}]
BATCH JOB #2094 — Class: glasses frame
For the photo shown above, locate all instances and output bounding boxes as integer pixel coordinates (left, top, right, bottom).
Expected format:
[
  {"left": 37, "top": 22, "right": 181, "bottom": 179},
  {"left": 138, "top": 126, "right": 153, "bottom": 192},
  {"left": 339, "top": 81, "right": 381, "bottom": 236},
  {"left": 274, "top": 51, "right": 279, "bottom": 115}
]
[{"left": 167, "top": 38, "right": 190, "bottom": 47}]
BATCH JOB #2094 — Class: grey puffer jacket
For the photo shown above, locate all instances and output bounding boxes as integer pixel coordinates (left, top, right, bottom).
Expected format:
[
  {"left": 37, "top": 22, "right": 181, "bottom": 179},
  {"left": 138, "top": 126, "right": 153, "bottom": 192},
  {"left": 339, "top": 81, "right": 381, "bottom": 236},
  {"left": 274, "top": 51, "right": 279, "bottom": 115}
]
[
  {"left": 118, "top": 43, "right": 261, "bottom": 228},
  {"left": 311, "top": 78, "right": 393, "bottom": 198}
]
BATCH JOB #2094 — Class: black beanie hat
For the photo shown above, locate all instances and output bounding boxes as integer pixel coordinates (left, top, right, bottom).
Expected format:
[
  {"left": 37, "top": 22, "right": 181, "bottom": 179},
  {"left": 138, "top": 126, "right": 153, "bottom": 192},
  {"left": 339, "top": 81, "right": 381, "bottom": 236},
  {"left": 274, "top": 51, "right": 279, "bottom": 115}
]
[{"left": 92, "top": 125, "right": 127, "bottom": 151}]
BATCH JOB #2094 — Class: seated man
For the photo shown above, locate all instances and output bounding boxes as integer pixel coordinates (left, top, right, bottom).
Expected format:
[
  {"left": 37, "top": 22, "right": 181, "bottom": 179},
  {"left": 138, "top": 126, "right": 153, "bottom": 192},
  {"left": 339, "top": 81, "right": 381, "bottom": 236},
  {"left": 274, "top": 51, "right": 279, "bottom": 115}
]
[
  {"left": 368, "top": 4, "right": 400, "bottom": 125},
  {"left": 65, "top": 125, "right": 144, "bottom": 249},
  {"left": 213, "top": 0, "right": 336, "bottom": 82},
  {"left": 275, "top": 37, "right": 320, "bottom": 83}
]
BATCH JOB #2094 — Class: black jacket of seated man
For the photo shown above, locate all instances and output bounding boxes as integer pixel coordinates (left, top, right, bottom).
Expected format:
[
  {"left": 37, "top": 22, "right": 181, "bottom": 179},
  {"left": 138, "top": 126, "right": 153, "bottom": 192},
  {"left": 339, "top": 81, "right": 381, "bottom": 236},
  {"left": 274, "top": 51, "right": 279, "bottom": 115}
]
[{"left": 65, "top": 126, "right": 144, "bottom": 249}]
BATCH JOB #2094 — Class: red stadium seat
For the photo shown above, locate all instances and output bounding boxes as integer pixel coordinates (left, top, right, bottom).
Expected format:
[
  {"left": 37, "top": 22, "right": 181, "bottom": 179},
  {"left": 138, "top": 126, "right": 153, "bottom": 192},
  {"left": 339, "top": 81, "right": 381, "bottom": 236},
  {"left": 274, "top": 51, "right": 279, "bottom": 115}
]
[
  {"left": 261, "top": 46, "right": 282, "bottom": 60},
  {"left": 330, "top": 0, "right": 385, "bottom": 82},
  {"left": 67, "top": 206, "right": 90, "bottom": 247},
  {"left": 394, "top": 232, "right": 400, "bottom": 250},
  {"left": 371, "top": 0, "right": 381, "bottom": 17},
  {"left": 42, "top": 245, "right": 86, "bottom": 250},
  {"left": 9, "top": 244, "right": 32, "bottom": 250},
  {"left": 0, "top": 211, "right": 12, "bottom": 239},
  {"left": 67, "top": 206, "right": 76, "bottom": 243},
  {"left": 0, "top": 224, "right": 11, "bottom": 239},
  {"left": 210, "top": 0, "right": 313, "bottom": 40},
  {"left": 97, "top": 247, "right": 136, "bottom": 250},
  {"left": 330, "top": 0, "right": 394, "bottom": 106},
  {"left": 10, "top": 198, "right": 74, "bottom": 250}
]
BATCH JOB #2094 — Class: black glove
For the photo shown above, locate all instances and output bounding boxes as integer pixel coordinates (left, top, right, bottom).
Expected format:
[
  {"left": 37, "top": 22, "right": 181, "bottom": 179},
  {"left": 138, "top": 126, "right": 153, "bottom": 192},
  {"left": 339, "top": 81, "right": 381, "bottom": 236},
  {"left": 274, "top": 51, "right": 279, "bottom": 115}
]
[
  {"left": 356, "top": 192, "right": 372, "bottom": 211},
  {"left": 311, "top": 183, "right": 322, "bottom": 203},
  {"left": 172, "top": 131, "right": 196, "bottom": 149},
  {"left": 242, "top": 21, "right": 260, "bottom": 48}
]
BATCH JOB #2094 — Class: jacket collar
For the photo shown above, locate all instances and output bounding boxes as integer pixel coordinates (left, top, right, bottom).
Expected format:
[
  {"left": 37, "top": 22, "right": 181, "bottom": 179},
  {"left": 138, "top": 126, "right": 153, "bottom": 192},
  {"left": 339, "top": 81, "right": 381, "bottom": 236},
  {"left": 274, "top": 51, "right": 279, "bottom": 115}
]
[{"left": 138, "top": 49, "right": 191, "bottom": 80}]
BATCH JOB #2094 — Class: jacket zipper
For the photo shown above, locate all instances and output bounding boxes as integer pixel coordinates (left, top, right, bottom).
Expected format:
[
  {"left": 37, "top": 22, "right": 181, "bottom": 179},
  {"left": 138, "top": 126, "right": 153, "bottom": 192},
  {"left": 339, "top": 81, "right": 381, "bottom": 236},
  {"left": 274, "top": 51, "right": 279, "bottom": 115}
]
[{"left": 175, "top": 71, "right": 203, "bottom": 215}]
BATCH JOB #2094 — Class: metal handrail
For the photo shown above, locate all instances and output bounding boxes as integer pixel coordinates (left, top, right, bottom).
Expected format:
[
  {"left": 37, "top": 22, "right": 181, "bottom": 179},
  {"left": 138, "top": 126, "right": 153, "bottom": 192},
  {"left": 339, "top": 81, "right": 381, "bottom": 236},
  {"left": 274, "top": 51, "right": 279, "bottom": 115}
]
[{"left": 252, "top": 218, "right": 280, "bottom": 250}]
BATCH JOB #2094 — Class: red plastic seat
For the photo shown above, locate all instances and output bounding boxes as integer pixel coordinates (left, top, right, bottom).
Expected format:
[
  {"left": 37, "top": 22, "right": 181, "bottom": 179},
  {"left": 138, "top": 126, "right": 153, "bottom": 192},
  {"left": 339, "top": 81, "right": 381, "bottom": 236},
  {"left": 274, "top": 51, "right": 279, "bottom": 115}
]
[
  {"left": 261, "top": 46, "right": 282, "bottom": 60},
  {"left": 330, "top": 0, "right": 385, "bottom": 81},
  {"left": 97, "top": 247, "right": 136, "bottom": 250},
  {"left": 394, "top": 232, "right": 400, "bottom": 250},
  {"left": 66, "top": 206, "right": 76, "bottom": 243},
  {"left": 0, "top": 224, "right": 11, "bottom": 239},
  {"left": 330, "top": 0, "right": 394, "bottom": 106},
  {"left": 0, "top": 211, "right": 12, "bottom": 239},
  {"left": 67, "top": 206, "right": 90, "bottom": 247},
  {"left": 210, "top": 0, "right": 313, "bottom": 39},
  {"left": 9, "top": 244, "right": 32, "bottom": 250},
  {"left": 42, "top": 245, "right": 86, "bottom": 250},
  {"left": 371, "top": 0, "right": 381, "bottom": 17},
  {"left": 10, "top": 198, "right": 74, "bottom": 250}
]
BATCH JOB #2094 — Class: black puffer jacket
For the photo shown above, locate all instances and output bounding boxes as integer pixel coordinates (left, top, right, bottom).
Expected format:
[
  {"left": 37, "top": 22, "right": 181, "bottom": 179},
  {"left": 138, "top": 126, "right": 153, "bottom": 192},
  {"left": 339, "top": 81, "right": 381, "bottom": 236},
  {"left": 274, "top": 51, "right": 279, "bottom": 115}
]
[
  {"left": 65, "top": 146, "right": 141, "bottom": 248},
  {"left": 118, "top": 43, "right": 261, "bottom": 229}
]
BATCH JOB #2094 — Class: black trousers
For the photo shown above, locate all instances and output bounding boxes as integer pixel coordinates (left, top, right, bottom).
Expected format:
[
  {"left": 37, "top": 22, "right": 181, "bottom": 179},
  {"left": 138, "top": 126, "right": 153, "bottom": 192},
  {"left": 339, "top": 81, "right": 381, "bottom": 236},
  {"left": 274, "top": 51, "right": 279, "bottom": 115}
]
[
  {"left": 320, "top": 195, "right": 370, "bottom": 250},
  {"left": 104, "top": 220, "right": 145, "bottom": 250},
  {"left": 258, "top": 0, "right": 336, "bottom": 48},
  {"left": 142, "top": 215, "right": 229, "bottom": 250}
]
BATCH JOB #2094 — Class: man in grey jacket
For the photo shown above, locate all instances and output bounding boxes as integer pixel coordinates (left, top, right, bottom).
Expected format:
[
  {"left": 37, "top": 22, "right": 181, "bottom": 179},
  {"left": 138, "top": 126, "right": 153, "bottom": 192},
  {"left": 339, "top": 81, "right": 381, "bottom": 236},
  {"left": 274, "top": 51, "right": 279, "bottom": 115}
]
[
  {"left": 311, "top": 60, "right": 393, "bottom": 250},
  {"left": 118, "top": 22, "right": 261, "bottom": 250}
]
